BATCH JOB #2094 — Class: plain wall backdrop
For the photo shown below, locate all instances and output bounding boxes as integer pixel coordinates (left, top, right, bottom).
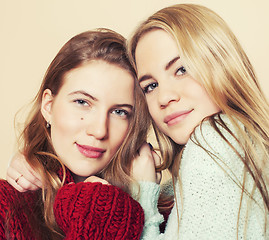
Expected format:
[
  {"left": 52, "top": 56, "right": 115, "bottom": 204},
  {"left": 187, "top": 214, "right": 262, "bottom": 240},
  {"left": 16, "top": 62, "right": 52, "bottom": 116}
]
[{"left": 1, "top": 0, "right": 268, "bottom": 179}]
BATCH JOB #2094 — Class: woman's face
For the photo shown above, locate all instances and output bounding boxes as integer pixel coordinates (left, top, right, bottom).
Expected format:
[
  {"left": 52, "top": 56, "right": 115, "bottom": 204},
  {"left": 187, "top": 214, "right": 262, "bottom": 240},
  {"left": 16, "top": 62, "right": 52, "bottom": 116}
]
[
  {"left": 41, "top": 60, "right": 134, "bottom": 182},
  {"left": 135, "top": 30, "right": 220, "bottom": 144}
]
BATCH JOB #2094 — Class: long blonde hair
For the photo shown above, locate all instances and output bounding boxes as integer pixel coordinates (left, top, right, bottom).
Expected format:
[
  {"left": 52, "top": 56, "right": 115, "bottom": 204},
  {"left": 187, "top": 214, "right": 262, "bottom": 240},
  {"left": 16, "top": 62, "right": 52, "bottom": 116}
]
[
  {"left": 129, "top": 3, "right": 269, "bottom": 236},
  {"left": 13, "top": 29, "right": 150, "bottom": 239}
]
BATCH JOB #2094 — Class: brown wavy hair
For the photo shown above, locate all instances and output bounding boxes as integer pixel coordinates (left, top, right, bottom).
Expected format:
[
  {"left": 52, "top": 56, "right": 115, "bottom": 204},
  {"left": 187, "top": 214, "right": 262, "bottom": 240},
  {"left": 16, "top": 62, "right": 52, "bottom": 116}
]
[
  {"left": 129, "top": 4, "right": 269, "bottom": 238},
  {"left": 11, "top": 29, "right": 150, "bottom": 239}
]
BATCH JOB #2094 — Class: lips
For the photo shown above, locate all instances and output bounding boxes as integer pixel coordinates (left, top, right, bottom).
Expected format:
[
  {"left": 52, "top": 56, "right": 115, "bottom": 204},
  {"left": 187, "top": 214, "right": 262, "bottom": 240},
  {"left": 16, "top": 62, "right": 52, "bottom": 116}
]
[
  {"left": 164, "top": 109, "right": 193, "bottom": 126},
  {"left": 76, "top": 143, "right": 106, "bottom": 158}
]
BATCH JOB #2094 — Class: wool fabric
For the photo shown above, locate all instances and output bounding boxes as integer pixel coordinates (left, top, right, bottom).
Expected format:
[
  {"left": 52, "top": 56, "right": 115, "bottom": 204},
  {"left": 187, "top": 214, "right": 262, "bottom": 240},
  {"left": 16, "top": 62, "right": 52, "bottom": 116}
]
[
  {"left": 136, "top": 115, "right": 268, "bottom": 239},
  {"left": 0, "top": 169, "right": 144, "bottom": 239}
]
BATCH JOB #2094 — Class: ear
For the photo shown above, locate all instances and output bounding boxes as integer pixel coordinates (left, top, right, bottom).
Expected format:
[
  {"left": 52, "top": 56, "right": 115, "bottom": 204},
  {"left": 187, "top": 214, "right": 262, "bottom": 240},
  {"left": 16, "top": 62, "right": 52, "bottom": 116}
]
[{"left": 41, "top": 89, "right": 54, "bottom": 123}]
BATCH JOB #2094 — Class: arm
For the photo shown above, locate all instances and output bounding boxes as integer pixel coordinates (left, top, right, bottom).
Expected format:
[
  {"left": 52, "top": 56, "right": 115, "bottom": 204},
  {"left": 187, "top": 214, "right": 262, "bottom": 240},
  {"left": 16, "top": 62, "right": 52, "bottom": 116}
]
[
  {"left": 135, "top": 181, "right": 165, "bottom": 240},
  {"left": 131, "top": 143, "right": 165, "bottom": 240},
  {"left": 53, "top": 182, "right": 144, "bottom": 240}
]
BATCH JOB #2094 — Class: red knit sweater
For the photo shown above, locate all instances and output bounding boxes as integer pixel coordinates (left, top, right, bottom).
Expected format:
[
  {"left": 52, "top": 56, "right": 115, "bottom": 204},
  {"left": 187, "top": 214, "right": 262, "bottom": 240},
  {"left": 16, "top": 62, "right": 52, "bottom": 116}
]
[{"left": 0, "top": 170, "right": 144, "bottom": 239}]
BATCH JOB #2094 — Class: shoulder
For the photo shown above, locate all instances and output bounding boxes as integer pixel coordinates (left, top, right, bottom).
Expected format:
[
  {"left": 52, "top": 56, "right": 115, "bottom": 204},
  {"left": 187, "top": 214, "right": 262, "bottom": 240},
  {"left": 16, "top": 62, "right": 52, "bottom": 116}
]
[
  {"left": 0, "top": 179, "right": 17, "bottom": 203},
  {"left": 183, "top": 114, "right": 244, "bottom": 171},
  {"left": 180, "top": 114, "right": 246, "bottom": 190},
  {"left": 190, "top": 114, "right": 243, "bottom": 152},
  {"left": 174, "top": 115, "right": 267, "bottom": 238},
  {"left": 0, "top": 180, "right": 19, "bottom": 226},
  {"left": 0, "top": 179, "right": 38, "bottom": 209}
]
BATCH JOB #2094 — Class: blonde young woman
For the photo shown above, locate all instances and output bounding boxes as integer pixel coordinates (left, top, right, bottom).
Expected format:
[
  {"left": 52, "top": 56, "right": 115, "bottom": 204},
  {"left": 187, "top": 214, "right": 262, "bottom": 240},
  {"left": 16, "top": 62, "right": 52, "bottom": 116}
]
[
  {"left": 1, "top": 29, "right": 152, "bottom": 239},
  {"left": 128, "top": 4, "right": 269, "bottom": 240}
]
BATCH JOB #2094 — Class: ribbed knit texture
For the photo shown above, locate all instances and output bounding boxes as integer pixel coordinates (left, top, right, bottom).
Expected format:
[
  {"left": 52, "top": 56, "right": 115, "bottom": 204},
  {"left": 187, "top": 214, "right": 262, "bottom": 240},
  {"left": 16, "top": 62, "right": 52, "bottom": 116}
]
[
  {"left": 54, "top": 182, "right": 144, "bottom": 239},
  {"left": 0, "top": 169, "right": 144, "bottom": 239},
  {"left": 0, "top": 180, "right": 39, "bottom": 239}
]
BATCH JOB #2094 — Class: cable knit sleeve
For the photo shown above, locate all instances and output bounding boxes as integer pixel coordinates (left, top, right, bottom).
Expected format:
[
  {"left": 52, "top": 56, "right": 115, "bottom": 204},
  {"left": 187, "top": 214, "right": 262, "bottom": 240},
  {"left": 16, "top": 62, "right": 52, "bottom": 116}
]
[
  {"left": 132, "top": 181, "right": 165, "bottom": 240},
  {"left": 53, "top": 182, "right": 144, "bottom": 240}
]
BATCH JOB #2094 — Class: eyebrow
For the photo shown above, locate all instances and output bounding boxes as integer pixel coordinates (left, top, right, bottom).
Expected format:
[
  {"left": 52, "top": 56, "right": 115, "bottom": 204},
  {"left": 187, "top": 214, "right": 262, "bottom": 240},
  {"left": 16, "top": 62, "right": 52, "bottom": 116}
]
[
  {"left": 68, "top": 90, "right": 133, "bottom": 109},
  {"left": 68, "top": 90, "right": 98, "bottom": 101},
  {"left": 114, "top": 104, "right": 133, "bottom": 110},
  {"left": 138, "top": 56, "right": 180, "bottom": 83},
  {"left": 165, "top": 56, "right": 180, "bottom": 70}
]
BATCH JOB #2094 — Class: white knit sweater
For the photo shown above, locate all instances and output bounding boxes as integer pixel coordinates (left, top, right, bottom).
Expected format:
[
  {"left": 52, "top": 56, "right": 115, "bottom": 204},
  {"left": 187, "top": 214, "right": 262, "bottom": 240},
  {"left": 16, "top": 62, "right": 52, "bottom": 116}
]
[{"left": 136, "top": 115, "right": 268, "bottom": 239}]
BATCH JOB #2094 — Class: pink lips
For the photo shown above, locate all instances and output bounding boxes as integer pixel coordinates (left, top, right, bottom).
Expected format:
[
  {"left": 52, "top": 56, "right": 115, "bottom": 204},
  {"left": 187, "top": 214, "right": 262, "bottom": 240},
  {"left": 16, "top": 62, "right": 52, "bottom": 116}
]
[
  {"left": 164, "top": 110, "right": 193, "bottom": 126},
  {"left": 76, "top": 143, "right": 105, "bottom": 158}
]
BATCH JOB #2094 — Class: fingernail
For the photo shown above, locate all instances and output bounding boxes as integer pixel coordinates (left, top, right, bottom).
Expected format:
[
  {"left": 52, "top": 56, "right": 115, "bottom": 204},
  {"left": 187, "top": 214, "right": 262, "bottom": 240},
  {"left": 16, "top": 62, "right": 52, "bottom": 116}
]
[{"left": 148, "top": 142, "right": 153, "bottom": 150}]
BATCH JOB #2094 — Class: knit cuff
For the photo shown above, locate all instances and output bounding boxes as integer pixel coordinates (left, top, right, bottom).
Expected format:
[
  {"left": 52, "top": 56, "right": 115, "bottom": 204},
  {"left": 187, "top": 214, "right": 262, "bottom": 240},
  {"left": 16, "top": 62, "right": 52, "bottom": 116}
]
[
  {"left": 137, "top": 181, "right": 164, "bottom": 225},
  {"left": 54, "top": 182, "right": 144, "bottom": 239}
]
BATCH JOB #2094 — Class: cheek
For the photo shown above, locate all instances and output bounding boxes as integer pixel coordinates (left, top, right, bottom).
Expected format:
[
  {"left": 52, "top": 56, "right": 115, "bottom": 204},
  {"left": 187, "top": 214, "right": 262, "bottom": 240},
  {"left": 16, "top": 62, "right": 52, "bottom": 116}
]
[
  {"left": 50, "top": 106, "right": 80, "bottom": 142},
  {"left": 145, "top": 97, "right": 157, "bottom": 118},
  {"left": 194, "top": 87, "right": 220, "bottom": 114},
  {"left": 147, "top": 101, "right": 162, "bottom": 127},
  {"left": 109, "top": 120, "right": 129, "bottom": 151}
]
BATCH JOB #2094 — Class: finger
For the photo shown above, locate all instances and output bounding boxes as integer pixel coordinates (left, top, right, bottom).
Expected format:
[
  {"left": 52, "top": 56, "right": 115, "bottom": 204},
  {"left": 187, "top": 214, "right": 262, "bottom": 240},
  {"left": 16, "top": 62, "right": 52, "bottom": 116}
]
[
  {"left": 152, "top": 151, "right": 161, "bottom": 166},
  {"left": 132, "top": 143, "right": 160, "bottom": 183},
  {"left": 23, "top": 165, "right": 43, "bottom": 188},
  {"left": 16, "top": 153, "right": 43, "bottom": 188},
  {"left": 6, "top": 175, "right": 26, "bottom": 192},
  {"left": 156, "top": 172, "right": 162, "bottom": 184},
  {"left": 152, "top": 151, "right": 162, "bottom": 183},
  {"left": 137, "top": 142, "right": 154, "bottom": 158},
  {"left": 6, "top": 165, "right": 20, "bottom": 181},
  {"left": 84, "top": 176, "right": 110, "bottom": 185},
  {"left": 7, "top": 165, "right": 42, "bottom": 191},
  {"left": 6, "top": 166, "right": 24, "bottom": 187},
  {"left": 9, "top": 155, "right": 43, "bottom": 189},
  {"left": 15, "top": 175, "right": 41, "bottom": 191}
]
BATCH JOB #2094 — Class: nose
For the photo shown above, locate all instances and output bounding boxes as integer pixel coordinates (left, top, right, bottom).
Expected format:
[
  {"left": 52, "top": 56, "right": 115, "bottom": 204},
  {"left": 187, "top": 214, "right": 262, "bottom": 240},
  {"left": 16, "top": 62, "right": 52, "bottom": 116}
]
[
  {"left": 158, "top": 83, "right": 180, "bottom": 109},
  {"left": 85, "top": 112, "right": 108, "bottom": 140}
]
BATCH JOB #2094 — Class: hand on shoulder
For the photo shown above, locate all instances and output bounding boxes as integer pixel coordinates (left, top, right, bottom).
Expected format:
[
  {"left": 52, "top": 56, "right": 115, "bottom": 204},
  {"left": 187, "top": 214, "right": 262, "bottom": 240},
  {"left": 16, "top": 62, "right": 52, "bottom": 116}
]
[{"left": 6, "top": 152, "right": 42, "bottom": 192}]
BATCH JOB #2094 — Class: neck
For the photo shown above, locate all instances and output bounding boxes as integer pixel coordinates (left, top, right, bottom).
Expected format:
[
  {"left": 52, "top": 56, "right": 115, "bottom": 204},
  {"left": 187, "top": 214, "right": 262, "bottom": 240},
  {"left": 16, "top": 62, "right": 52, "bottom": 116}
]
[{"left": 72, "top": 173, "right": 88, "bottom": 183}]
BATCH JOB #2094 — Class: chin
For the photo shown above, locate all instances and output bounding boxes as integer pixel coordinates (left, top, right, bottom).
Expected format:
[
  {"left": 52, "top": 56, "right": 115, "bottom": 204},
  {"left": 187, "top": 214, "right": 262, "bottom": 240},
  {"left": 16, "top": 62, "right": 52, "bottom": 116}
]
[{"left": 171, "top": 133, "right": 190, "bottom": 145}]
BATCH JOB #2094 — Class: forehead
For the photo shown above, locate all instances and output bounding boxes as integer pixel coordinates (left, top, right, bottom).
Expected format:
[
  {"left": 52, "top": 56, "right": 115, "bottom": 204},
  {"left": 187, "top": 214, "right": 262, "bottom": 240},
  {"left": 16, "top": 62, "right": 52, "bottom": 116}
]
[
  {"left": 59, "top": 60, "right": 135, "bottom": 104},
  {"left": 135, "top": 30, "right": 179, "bottom": 72}
]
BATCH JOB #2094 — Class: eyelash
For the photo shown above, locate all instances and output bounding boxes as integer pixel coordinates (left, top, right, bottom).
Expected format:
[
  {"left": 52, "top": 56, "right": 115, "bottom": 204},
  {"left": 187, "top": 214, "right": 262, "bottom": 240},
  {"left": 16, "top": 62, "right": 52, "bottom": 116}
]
[
  {"left": 142, "top": 66, "right": 187, "bottom": 94},
  {"left": 74, "top": 99, "right": 131, "bottom": 119},
  {"left": 74, "top": 99, "right": 90, "bottom": 106},
  {"left": 112, "top": 109, "right": 131, "bottom": 118},
  {"left": 143, "top": 82, "right": 158, "bottom": 94},
  {"left": 175, "top": 66, "right": 187, "bottom": 76}
]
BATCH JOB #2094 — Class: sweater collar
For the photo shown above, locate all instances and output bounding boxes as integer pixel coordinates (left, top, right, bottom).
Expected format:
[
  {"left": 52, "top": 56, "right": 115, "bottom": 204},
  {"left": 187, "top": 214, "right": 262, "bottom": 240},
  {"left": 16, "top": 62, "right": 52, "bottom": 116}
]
[{"left": 57, "top": 167, "right": 75, "bottom": 185}]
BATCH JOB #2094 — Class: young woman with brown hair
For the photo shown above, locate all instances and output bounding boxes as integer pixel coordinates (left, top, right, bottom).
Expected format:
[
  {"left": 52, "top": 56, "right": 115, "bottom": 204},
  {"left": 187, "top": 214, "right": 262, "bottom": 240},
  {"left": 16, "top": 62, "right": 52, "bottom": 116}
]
[{"left": 1, "top": 28, "right": 152, "bottom": 239}]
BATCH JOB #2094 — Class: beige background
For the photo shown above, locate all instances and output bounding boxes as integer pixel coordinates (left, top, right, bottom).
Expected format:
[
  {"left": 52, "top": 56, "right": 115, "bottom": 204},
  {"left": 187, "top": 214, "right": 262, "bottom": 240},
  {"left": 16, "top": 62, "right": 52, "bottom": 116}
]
[{"left": 0, "top": 0, "right": 268, "bottom": 179}]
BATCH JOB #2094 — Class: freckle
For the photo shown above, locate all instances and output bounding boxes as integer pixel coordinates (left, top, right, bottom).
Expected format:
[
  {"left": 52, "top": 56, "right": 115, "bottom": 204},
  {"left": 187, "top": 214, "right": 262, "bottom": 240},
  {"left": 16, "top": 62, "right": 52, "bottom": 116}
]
[{"left": 81, "top": 118, "right": 84, "bottom": 120}]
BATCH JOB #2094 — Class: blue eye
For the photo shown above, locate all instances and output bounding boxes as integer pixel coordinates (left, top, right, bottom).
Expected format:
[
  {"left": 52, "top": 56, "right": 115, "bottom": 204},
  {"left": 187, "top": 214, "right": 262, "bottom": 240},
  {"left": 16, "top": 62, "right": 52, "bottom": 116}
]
[
  {"left": 112, "top": 109, "right": 130, "bottom": 118},
  {"left": 74, "top": 99, "right": 89, "bottom": 106},
  {"left": 143, "top": 82, "right": 158, "bottom": 94},
  {"left": 175, "top": 66, "right": 186, "bottom": 76}
]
